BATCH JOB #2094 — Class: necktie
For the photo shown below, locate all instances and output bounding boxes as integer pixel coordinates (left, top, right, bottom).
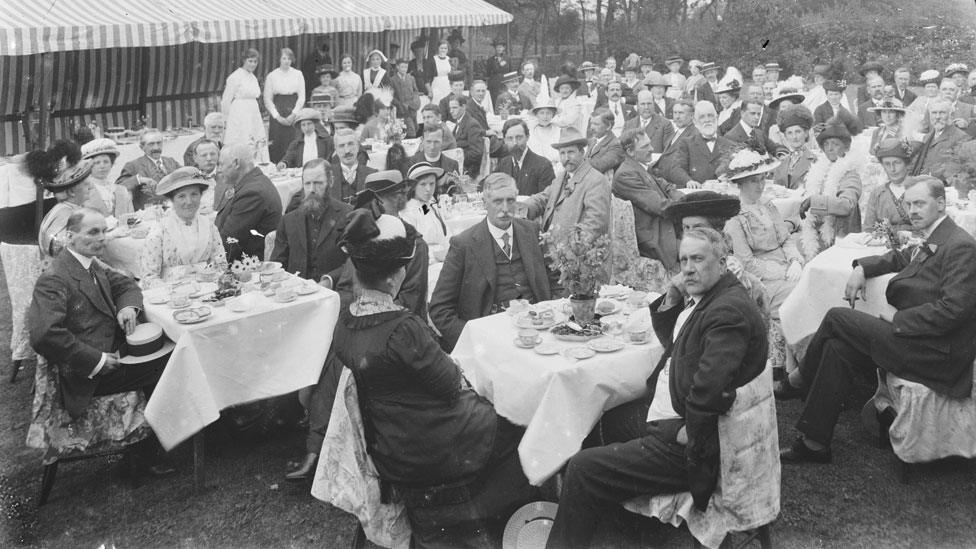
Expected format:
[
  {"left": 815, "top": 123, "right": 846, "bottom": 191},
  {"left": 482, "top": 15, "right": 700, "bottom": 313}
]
[
  {"left": 423, "top": 203, "right": 448, "bottom": 235},
  {"left": 501, "top": 232, "right": 511, "bottom": 258},
  {"left": 89, "top": 263, "right": 113, "bottom": 309},
  {"left": 513, "top": 156, "right": 520, "bottom": 174},
  {"left": 155, "top": 159, "right": 165, "bottom": 174}
]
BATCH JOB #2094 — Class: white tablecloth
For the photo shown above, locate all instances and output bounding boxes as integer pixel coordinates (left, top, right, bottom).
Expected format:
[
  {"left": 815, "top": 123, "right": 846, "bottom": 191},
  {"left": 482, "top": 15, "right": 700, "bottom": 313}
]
[
  {"left": 779, "top": 236, "right": 895, "bottom": 346},
  {"left": 268, "top": 174, "right": 302, "bottom": 211},
  {"left": 451, "top": 300, "right": 664, "bottom": 485},
  {"left": 143, "top": 282, "right": 340, "bottom": 449},
  {"left": 443, "top": 211, "right": 485, "bottom": 236}
]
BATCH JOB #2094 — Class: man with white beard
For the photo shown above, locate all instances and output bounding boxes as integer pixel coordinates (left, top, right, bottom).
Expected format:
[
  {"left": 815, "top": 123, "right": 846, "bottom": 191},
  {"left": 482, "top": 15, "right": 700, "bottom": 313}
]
[{"left": 660, "top": 101, "right": 735, "bottom": 189}]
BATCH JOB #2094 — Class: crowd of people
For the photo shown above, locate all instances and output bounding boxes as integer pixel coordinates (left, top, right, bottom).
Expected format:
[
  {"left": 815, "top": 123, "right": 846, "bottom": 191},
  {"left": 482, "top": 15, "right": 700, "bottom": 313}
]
[{"left": 5, "top": 27, "right": 976, "bottom": 547}]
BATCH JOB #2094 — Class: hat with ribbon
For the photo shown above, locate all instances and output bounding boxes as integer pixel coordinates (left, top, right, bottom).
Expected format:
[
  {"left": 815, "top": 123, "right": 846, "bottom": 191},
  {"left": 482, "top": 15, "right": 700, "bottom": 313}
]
[
  {"left": 764, "top": 62, "right": 782, "bottom": 72},
  {"left": 550, "top": 127, "right": 589, "bottom": 150},
  {"left": 665, "top": 55, "right": 684, "bottom": 66},
  {"left": 332, "top": 106, "right": 358, "bottom": 125},
  {"left": 81, "top": 138, "right": 119, "bottom": 161},
  {"left": 874, "top": 137, "right": 914, "bottom": 161},
  {"left": 578, "top": 61, "right": 598, "bottom": 72},
  {"left": 699, "top": 62, "right": 720, "bottom": 75},
  {"left": 768, "top": 84, "right": 806, "bottom": 110},
  {"left": 867, "top": 97, "right": 906, "bottom": 114},
  {"left": 726, "top": 149, "right": 780, "bottom": 181},
  {"left": 714, "top": 78, "right": 741, "bottom": 96},
  {"left": 119, "top": 323, "right": 175, "bottom": 365},
  {"left": 293, "top": 108, "right": 323, "bottom": 125},
  {"left": 641, "top": 71, "right": 670, "bottom": 89},
  {"left": 156, "top": 166, "right": 211, "bottom": 197},
  {"left": 553, "top": 74, "right": 581, "bottom": 92},
  {"left": 339, "top": 209, "right": 417, "bottom": 273},
  {"left": 354, "top": 170, "right": 406, "bottom": 208},
  {"left": 501, "top": 71, "right": 520, "bottom": 84},
  {"left": 407, "top": 161, "right": 444, "bottom": 182},
  {"left": 43, "top": 160, "right": 92, "bottom": 192}
]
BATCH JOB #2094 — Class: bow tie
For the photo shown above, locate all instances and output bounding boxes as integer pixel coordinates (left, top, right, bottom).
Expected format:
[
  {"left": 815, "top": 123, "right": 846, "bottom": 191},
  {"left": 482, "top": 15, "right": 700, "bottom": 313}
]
[
  {"left": 702, "top": 135, "right": 717, "bottom": 143},
  {"left": 422, "top": 204, "right": 431, "bottom": 214}
]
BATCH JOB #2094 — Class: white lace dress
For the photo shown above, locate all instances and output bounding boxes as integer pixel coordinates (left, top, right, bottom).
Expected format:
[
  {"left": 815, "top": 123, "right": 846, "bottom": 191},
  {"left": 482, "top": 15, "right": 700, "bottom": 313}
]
[
  {"left": 222, "top": 67, "right": 269, "bottom": 162},
  {"left": 140, "top": 211, "right": 227, "bottom": 286}
]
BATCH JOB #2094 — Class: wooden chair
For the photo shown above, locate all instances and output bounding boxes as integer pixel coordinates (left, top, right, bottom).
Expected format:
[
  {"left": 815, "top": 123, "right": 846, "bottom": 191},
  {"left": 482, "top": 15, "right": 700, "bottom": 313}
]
[
  {"left": 27, "top": 356, "right": 153, "bottom": 505},
  {"left": 870, "top": 363, "right": 976, "bottom": 482},
  {"left": 622, "top": 367, "right": 780, "bottom": 549}
]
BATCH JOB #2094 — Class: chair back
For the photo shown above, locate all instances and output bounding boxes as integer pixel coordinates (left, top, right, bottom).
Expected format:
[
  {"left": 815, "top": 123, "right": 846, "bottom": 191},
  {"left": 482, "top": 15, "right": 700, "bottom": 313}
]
[
  {"left": 264, "top": 230, "right": 277, "bottom": 262},
  {"left": 608, "top": 195, "right": 668, "bottom": 293},
  {"left": 26, "top": 356, "right": 152, "bottom": 465},
  {"left": 442, "top": 148, "right": 464, "bottom": 167}
]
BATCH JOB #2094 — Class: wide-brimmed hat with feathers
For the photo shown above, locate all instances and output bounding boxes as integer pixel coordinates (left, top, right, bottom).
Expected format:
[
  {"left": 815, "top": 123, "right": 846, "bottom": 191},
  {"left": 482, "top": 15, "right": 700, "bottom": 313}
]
[
  {"left": 339, "top": 208, "right": 417, "bottom": 275},
  {"left": 663, "top": 191, "right": 741, "bottom": 222}
]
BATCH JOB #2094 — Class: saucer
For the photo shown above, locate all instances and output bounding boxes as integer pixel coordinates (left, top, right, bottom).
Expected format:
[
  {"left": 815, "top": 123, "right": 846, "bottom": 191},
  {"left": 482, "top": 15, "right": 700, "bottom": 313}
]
[
  {"left": 274, "top": 294, "right": 297, "bottom": 304},
  {"left": 296, "top": 284, "right": 320, "bottom": 295},
  {"left": 534, "top": 342, "right": 561, "bottom": 355},
  {"left": 514, "top": 336, "right": 543, "bottom": 349}
]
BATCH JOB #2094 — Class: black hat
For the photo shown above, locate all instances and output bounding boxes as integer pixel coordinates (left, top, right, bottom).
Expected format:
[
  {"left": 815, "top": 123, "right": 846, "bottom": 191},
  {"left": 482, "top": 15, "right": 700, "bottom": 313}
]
[
  {"left": 448, "top": 70, "right": 466, "bottom": 83},
  {"left": 823, "top": 78, "right": 848, "bottom": 93},
  {"left": 553, "top": 75, "right": 580, "bottom": 91},
  {"left": 43, "top": 160, "right": 92, "bottom": 192},
  {"left": 815, "top": 117, "right": 854, "bottom": 147},
  {"left": 663, "top": 191, "right": 741, "bottom": 222},
  {"left": 316, "top": 64, "right": 338, "bottom": 78},
  {"left": 447, "top": 28, "right": 465, "bottom": 44},
  {"left": 339, "top": 209, "right": 417, "bottom": 273},
  {"left": 354, "top": 170, "right": 405, "bottom": 208},
  {"left": 410, "top": 38, "right": 426, "bottom": 51},
  {"left": 776, "top": 104, "right": 815, "bottom": 131},
  {"left": 874, "top": 137, "right": 914, "bottom": 161}
]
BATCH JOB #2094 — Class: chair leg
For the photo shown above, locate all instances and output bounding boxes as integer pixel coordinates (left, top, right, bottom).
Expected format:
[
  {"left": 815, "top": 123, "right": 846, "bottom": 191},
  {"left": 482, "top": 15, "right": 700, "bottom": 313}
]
[
  {"left": 9, "top": 359, "right": 21, "bottom": 383},
  {"left": 350, "top": 523, "right": 366, "bottom": 549},
  {"left": 756, "top": 524, "right": 773, "bottom": 549},
  {"left": 38, "top": 461, "right": 59, "bottom": 506}
]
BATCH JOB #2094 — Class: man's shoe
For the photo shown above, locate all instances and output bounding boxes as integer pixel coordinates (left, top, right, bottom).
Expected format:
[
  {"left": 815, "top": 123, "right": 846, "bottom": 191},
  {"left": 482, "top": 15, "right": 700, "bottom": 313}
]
[
  {"left": 773, "top": 379, "right": 805, "bottom": 401},
  {"left": 285, "top": 453, "right": 318, "bottom": 482},
  {"left": 780, "top": 436, "right": 831, "bottom": 464}
]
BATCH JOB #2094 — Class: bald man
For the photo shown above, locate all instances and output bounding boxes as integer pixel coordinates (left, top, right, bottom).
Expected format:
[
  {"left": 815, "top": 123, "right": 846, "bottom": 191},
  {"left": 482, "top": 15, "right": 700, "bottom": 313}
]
[{"left": 215, "top": 144, "right": 282, "bottom": 260}]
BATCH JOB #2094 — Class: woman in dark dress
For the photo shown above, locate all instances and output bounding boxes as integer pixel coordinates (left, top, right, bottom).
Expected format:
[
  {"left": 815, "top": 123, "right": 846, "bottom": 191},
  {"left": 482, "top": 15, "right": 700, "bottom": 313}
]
[{"left": 332, "top": 209, "right": 536, "bottom": 548}]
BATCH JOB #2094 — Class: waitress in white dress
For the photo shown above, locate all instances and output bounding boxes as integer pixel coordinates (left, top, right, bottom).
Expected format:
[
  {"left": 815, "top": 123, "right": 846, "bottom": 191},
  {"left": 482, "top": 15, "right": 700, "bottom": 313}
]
[
  {"left": 400, "top": 162, "right": 449, "bottom": 263},
  {"left": 264, "top": 48, "right": 306, "bottom": 164},
  {"left": 425, "top": 41, "right": 453, "bottom": 104},
  {"left": 363, "top": 50, "right": 391, "bottom": 93},
  {"left": 222, "top": 48, "right": 269, "bottom": 163}
]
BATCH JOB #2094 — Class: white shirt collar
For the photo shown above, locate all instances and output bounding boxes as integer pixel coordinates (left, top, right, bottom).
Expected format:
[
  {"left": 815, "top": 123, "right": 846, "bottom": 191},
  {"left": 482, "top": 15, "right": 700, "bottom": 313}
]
[
  {"left": 68, "top": 248, "right": 94, "bottom": 270},
  {"left": 739, "top": 119, "right": 753, "bottom": 134},
  {"left": 486, "top": 219, "right": 513, "bottom": 253},
  {"left": 515, "top": 147, "right": 528, "bottom": 164}
]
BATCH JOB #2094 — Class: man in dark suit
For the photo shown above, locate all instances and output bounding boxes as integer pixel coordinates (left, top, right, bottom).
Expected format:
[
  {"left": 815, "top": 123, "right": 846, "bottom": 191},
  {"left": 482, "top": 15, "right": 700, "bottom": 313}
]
[
  {"left": 390, "top": 58, "right": 421, "bottom": 138},
  {"left": 613, "top": 128, "right": 681, "bottom": 272},
  {"left": 183, "top": 113, "right": 225, "bottom": 167},
  {"left": 546, "top": 227, "right": 767, "bottom": 548},
  {"left": 603, "top": 81, "right": 636, "bottom": 136},
  {"left": 431, "top": 173, "right": 551, "bottom": 350},
  {"left": 723, "top": 99, "right": 775, "bottom": 154},
  {"left": 659, "top": 100, "right": 698, "bottom": 157},
  {"left": 909, "top": 98, "right": 973, "bottom": 179},
  {"left": 857, "top": 74, "right": 886, "bottom": 128},
  {"left": 329, "top": 128, "right": 377, "bottom": 204},
  {"left": 466, "top": 80, "right": 491, "bottom": 133},
  {"left": 494, "top": 118, "right": 555, "bottom": 195},
  {"left": 28, "top": 209, "right": 160, "bottom": 418},
  {"left": 271, "top": 158, "right": 351, "bottom": 287},
  {"left": 585, "top": 108, "right": 625, "bottom": 176},
  {"left": 693, "top": 62, "right": 722, "bottom": 110},
  {"left": 893, "top": 67, "right": 917, "bottom": 107},
  {"left": 448, "top": 95, "right": 486, "bottom": 177},
  {"left": 409, "top": 126, "right": 461, "bottom": 193},
  {"left": 485, "top": 39, "right": 510, "bottom": 102},
  {"left": 660, "top": 101, "right": 736, "bottom": 189},
  {"left": 116, "top": 130, "right": 182, "bottom": 210},
  {"left": 777, "top": 177, "right": 976, "bottom": 463},
  {"left": 215, "top": 144, "right": 283, "bottom": 261},
  {"left": 624, "top": 90, "right": 674, "bottom": 154},
  {"left": 940, "top": 79, "right": 976, "bottom": 138}
]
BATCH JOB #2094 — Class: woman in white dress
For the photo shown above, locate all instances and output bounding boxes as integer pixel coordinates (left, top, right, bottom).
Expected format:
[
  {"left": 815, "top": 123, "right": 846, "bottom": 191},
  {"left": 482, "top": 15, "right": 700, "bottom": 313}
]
[
  {"left": 400, "top": 162, "right": 449, "bottom": 262},
  {"left": 335, "top": 55, "right": 363, "bottom": 109},
  {"left": 222, "top": 48, "right": 269, "bottom": 163},
  {"left": 264, "top": 47, "right": 306, "bottom": 164},
  {"left": 80, "top": 138, "right": 132, "bottom": 217},
  {"left": 426, "top": 41, "right": 453, "bottom": 104},
  {"left": 362, "top": 49, "right": 391, "bottom": 93},
  {"left": 141, "top": 167, "right": 226, "bottom": 286},
  {"left": 551, "top": 75, "right": 585, "bottom": 135},
  {"left": 526, "top": 101, "right": 561, "bottom": 164}
]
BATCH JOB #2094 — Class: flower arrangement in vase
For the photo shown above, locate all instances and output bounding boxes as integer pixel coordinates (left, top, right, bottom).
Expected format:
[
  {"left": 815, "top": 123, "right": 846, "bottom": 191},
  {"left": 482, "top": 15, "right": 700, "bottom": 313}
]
[
  {"left": 541, "top": 227, "right": 611, "bottom": 323},
  {"left": 224, "top": 237, "right": 262, "bottom": 283}
]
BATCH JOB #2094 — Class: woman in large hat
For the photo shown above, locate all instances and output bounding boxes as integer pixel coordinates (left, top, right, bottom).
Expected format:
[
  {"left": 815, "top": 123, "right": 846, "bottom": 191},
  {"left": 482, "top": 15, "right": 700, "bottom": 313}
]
[
  {"left": 771, "top": 104, "right": 818, "bottom": 190},
  {"left": 331, "top": 208, "right": 535, "bottom": 547},
  {"left": 798, "top": 117, "right": 863, "bottom": 259},
  {"left": 38, "top": 161, "right": 95, "bottom": 259},
  {"left": 399, "top": 162, "right": 448, "bottom": 262},
  {"left": 867, "top": 98, "right": 907, "bottom": 152},
  {"left": 862, "top": 137, "right": 914, "bottom": 232},
  {"left": 713, "top": 77, "right": 742, "bottom": 128},
  {"left": 81, "top": 138, "right": 133, "bottom": 217},
  {"left": 140, "top": 167, "right": 226, "bottom": 286},
  {"left": 551, "top": 74, "right": 585, "bottom": 134},
  {"left": 527, "top": 99, "right": 562, "bottom": 164}
]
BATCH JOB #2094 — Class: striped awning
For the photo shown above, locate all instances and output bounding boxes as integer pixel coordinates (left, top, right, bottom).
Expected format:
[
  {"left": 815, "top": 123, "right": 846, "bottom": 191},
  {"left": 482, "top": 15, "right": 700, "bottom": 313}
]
[{"left": 0, "top": 0, "right": 512, "bottom": 56}]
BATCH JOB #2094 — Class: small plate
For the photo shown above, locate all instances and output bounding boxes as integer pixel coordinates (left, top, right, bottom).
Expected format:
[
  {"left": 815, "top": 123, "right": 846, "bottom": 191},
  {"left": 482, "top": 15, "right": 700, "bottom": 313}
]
[
  {"left": 170, "top": 301, "right": 191, "bottom": 309},
  {"left": 514, "top": 336, "right": 543, "bottom": 349},
  {"left": 147, "top": 294, "right": 169, "bottom": 305},
  {"left": 274, "top": 294, "right": 297, "bottom": 304},
  {"left": 534, "top": 342, "right": 561, "bottom": 355},
  {"left": 296, "top": 283, "right": 320, "bottom": 295},
  {"left": 513, "top": 311, "right": 561, "bottom": 330},
  {"left": 173, "top": 308, "right": 209, "bottom": 324},
  {"left": 594, "top": 300, "right": 621, "bottom": 316},
  {"left": 561, "top": 347, "right": 596, "bottom": 360},
  {"left": 588, "top": 338, "right": 625, "bottom": 353}
]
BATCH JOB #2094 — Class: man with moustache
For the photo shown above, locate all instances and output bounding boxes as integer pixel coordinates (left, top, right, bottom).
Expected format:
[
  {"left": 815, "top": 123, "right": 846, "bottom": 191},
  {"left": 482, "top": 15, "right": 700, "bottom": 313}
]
[
  {"left": 329, "top": 128, "right": 377, "bottom": 204},
  {"left": 183, "top": 113, "right": 225, "bottom": 167},
  {"left": 585, "top": 108, "right": 626, "bottom": 176},
  {"left": 660, "top": 100, "right": 698, "bottom": 158},
  {"left": 430, "top": 173, "right": 551, "bottom": 350},
  {"left": 494, "top": 118, "right": 555, "bottom": 196},
  {"left": 938, "top": 79, "right": 976, "bottom": 137},
  {"left": 603, "top": 81, "right": 636, "bottom": 136},
  {"left": 909, "top": 98, "right": 972, "bottom": 180},
  {"left": 214, "top": 144, "right": 282, "bottom": 260},
  {"left": 624, "top": 90, "right": 674, "bottom": 155},
  {"left": 190, "top": 139, "right": 221, "bottom": 211},
  {"left": 660, "top": 101, "right": 735, "bottom": 189},
  {"left": 115, "top": 130, "right": 181, "bottom": 210},
  {"left": 408, "top": 126, "right": 461, "bottom": 193}
]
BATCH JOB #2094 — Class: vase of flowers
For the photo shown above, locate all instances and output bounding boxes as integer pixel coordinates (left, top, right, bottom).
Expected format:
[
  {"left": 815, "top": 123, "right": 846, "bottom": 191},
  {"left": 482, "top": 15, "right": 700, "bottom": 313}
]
[
  {"left": 224, "top": 237, "right": 262, "bottom": 283},
  {"left": 541, "top": 227, "right": 612, "bottom": 324}
]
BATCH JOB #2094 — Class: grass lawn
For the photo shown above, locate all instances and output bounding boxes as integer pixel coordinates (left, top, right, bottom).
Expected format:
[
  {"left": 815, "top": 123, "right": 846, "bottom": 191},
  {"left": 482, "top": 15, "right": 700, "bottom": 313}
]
[{"left": 2, "top": 260, "right": 975, "bottom": 548}]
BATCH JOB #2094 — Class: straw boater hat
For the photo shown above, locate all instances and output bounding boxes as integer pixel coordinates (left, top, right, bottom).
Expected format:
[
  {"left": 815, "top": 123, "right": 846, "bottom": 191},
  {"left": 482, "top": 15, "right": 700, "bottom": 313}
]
[
  {"left": 867, "top": 98, "right": 906, "bottom": 115},
  {"left": 339, "top": 209, "right": 417, "bottom": 274},
  {"left": 354, "top": 170, "right": 406, "bottom": 208},
  {"left": 874, "top": 137, "right": 913, "bottom": 161},
  {"left": 550, "top": 127, "right": 589, "bottom": 149},
  {"left": 292, "top": 108, "right": 323, "bottom": 125},
  {"left": 919, "top": 69, "right": 941, "bottom": 86},
  {"left": 665, "top": 55, "right": 684, "bottom": 66},
  {"left": 699, "top": 62, "right": 720, "bottom": 75},
  {"left": 764, "top": 62, "right": 782, "bottom": 72},
  {"left": 725, "top": 149, "right": 780, "bottom": 181},
  {"left": 80, "top": 138, "right": 119, "bottom": 161},
  {"left": 530, "top": 98, "right": 560, "bottom": 116},
  {"left": 578, "top": 61, "right": 598, "bottom": 73},
  {"left": 641, "top": 71, "right": 670, "bottom": 89},
  {"left": 44, "top": 160, "right": 92, "bottom": 192},
  {"left": 944, "top": 63, "right": 969, "bottom": 78},
  {"left": 501, "top": 71, "right": 520, "bottom": 84},
  {"left": 662, "top": 190, "right": 740, "bottom": 222},
  {"left": 331, "top": 106, "right": 358, "bottom": 125},
  {"left": 553, "top": 75, "right": 580, "bottom": 91},
  {"left": 119, "top": 323, "right": 175, "bottom": 365},
  {"left": 156, "top": 166, "right": 211, "bottom": 197},
  {"left": 316, "top": 64, "right": 338, "bottom": 78},
  {"left": 502, "top": 501, "right": 558, "bottom": 549},
  {"left": 407, "top": 161, "right": 444, "bottom": 182}
]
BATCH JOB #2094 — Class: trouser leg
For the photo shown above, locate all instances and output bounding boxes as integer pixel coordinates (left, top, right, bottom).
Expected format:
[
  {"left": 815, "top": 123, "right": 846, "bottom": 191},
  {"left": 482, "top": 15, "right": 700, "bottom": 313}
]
[
  {"left": 92, "top": 356, "right": 168, "bottom": 397},
  {"left": 546, "top": 421, "right": 688, "bottom": 549}
]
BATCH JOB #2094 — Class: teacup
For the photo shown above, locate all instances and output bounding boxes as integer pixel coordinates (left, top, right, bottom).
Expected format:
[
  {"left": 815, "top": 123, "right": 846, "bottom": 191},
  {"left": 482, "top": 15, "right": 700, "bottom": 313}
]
[
  {"left": 517, "top": 329, "right": 539, "bottom": 347},
  {"left": 628, "top": 329, "right": 649, "bottom": 343},
  {"left": 275, "top": 287, "right": 296, "bottom": 302},
  {"left": 627, "top": 291, "right": 648, "bottom": 309},
  {"left": 170, "top": 291, "right": 191, "bottom": 308}
]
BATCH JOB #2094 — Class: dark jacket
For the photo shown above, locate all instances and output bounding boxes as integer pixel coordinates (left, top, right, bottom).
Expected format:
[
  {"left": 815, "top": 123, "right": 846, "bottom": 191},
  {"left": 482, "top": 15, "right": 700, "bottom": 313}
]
[
  {"left": 115, "top": 155, "right": 181, "bottom": 211},
  {"left": 857, "top": 100, "right": 881, "bottom": 128},
  {"left": 28, "top": 251, "right": 143, "bottom": 417},
  {"left": 430, "top": 218, "right": 551, "bottom": 350},
  {"left": 660, "top": 133, "right": 736, "bottom": 188},
  {"left": 857, "top": 217, "right": 976, "bottom": 398},
  {"left": 623, "top": 114, "right": 674, "bottom": 155},
  {"left": 585, "top": 133, "right": 626, "bottom": 175},
  {"left": 215, "top": 167, "right": 283, "bottom": 260},
  {"left": 813, "top": 102, "right": 863, "bottom": 133},
  {"left": 909, "top": 125, "right": 973, "bottom": 180},
  {"left": 280, "top": 134, "right": 334, "bottom": 169},
  {"left": 652, "top": 97, "right": 676, "bottom": 119},
  {"left": 894, "top": 87, "right": 917, "bottom": 107},
  {"left": 723, "top": 120, "right": 774, "bottom": 155},
  {"left": 452, "top": 114, "right": 486, "bottom": 177},
  {"left": 612, "top": 157, "right": 681, "bottom": 271},
  {"left": 493, "top": 148, "right": 555, "bottom": 196},
  {"left": 328, "top": 158, "right": 377, "bottom": 205},
  {"left": 648, "top": 272, "right": 767, "bottom": 511},
  {"left": 271, "top": 196, "right": 352, "bottom": 283}
]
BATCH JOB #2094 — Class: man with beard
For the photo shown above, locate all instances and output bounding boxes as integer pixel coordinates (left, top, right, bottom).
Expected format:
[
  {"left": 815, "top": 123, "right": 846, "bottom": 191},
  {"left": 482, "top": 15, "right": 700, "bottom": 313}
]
[
  {"left": 494, "top": 118, "right": 555, "bottom": 196},
  {"left": 329, "top": 128, "right": 376, "bottom": 204},
  {"left": 271, "top": 158, "right": 352, "bottom": 288},
  {"left": 660, "top": 101, "right": 735, "bottom": 189},
  {"left": 909, "top": 98, "right": 973, "bottom": 180},
  {"left": 115, "top": 130, "right": 181, "bottom": 210},
  {"left": 214, "top": 144, "right": 282, "bottom": 260},
  {"left": 857, "top": 75, "right": 887, "bottom": 128}
]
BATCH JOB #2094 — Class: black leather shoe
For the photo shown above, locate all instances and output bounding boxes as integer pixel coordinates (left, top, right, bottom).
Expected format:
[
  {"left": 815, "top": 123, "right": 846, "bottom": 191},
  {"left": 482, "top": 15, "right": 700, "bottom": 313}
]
[
  {"left": 773, "top": 379, "right": 805, "bottom": 401},
  {"left": 285, "top": 453, "right": 318, "bottom": 482},
  {"left": 780, "top": 436, "right": 831, "bottom": 464}
]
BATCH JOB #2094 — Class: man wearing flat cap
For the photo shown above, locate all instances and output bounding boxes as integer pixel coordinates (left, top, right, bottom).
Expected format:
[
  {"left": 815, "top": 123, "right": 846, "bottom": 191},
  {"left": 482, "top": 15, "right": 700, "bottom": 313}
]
[{"left": 277, "top": 108, "right": 334, "bottom": 169}]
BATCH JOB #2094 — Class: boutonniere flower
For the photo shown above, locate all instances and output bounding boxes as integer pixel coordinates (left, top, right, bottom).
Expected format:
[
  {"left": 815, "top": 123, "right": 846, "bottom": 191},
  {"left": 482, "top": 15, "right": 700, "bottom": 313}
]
[{"left": 924, "top": 243, "right": 938, "bottom": 257}]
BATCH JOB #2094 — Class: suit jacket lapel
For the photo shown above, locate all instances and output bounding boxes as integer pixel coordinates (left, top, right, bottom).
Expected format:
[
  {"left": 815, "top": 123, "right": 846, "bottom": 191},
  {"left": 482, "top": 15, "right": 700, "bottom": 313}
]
[
  {"left": 66, "top": 254, "right": 115, "bottom": 318},
  {"left": 512, "top": 220, "right": 542, "bottom": 297},
  {"left": 474, "top": 221, "right": 499, "bottom": 294},
  {"left": 314, "top": 201, "right": 341, "bottom": 249}
]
